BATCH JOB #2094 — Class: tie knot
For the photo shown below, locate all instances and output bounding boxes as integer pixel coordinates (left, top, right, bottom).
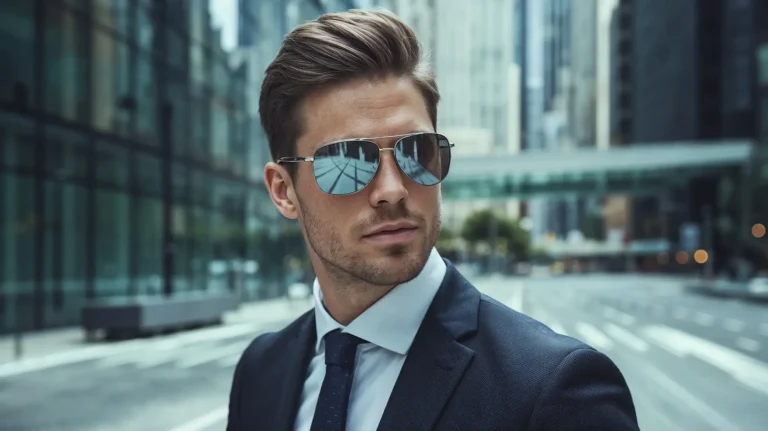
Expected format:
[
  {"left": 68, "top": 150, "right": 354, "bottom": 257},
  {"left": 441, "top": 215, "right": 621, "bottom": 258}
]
[{"left": 324, "top": 329, "right": 364, "bottom": 369}]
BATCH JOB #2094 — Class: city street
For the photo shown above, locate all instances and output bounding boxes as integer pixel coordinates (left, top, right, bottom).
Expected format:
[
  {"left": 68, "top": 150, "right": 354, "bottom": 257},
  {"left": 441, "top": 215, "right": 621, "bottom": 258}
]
[{"left": 0, "top": 275, "right": 766, "bottom": 430}]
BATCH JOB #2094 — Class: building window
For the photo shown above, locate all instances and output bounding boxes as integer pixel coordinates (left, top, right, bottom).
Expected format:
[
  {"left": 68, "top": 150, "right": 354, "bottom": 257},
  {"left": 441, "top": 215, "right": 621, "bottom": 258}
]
[
  {"left": 43, "top": 180, "right": 88, "bottom": 326},
  {"left": 167, "top": 69, "right": 190, "bottom": 156},
  {"left": 93, "top": 0, "right": 132, "bottom": 37},
  {"left": 91, "top": 28, "right": 133, "bottom": 135},
  {"left": 94, "top": 189, "right": 130, "bottom": 298},
  {"left": 95, "top": 141, "right": 130, "bottom": 188},
  {"left": 136, "top": 3, "right": 156, "bottom": 53},
  {"left": 44, "top": 126, "right": 89, "bottom": 183},
  {"left": 0, "top": 112, "right": 36, "bottom": 170},
  {"left": 135, "top": 196, "right": 163, "bottom": 295},
  {"left": 0, "top": 172, "right": 37, "bottom": 332},
  {"left": 0, "top": 1, "right": 36, "bottom": 108},
  {"left": 45, "top": 5, "right": 88, "bottom": 122},
  {"left": 136, "top": 53, "right": 158, "bottom": 144}
]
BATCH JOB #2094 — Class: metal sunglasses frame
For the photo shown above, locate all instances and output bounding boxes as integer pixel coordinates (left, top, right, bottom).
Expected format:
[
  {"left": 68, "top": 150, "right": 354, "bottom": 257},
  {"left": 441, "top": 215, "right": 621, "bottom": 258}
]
[
  {"left": 276, "top": 132, "right": 455, "bottom": 164},
  {"left": 276, "top": 132, "right": 455, "bottom": 194}
]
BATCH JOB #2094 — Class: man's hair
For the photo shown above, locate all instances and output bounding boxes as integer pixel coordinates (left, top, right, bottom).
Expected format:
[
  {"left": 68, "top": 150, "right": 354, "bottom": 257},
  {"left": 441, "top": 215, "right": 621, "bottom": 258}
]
[{"left": 259, "top": 9, "right": 440, "bottom": 169}]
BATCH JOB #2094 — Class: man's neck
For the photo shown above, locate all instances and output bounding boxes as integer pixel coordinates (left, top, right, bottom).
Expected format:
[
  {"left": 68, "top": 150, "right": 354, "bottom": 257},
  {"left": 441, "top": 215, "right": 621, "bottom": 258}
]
[{"left": 316, "top": 271, "right": 395, "bottom": 326}]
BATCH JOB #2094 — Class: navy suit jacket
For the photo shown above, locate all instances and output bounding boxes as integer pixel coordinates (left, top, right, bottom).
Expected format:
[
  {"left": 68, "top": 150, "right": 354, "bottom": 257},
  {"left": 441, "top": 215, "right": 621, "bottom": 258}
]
[{"left": 227, "top": 260, "right": 640, "bottom": 430}]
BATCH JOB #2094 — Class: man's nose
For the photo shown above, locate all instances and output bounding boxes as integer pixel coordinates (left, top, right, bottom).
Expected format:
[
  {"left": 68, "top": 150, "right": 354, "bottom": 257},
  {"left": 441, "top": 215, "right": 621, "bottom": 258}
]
[{"left": 368, "top": 151, "right": 408, "bottom": 207}]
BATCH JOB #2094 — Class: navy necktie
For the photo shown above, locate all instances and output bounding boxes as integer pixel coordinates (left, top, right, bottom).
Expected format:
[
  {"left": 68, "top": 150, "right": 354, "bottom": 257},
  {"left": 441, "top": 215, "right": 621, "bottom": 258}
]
[{"left": 310, "top": 329, "right": 364, "bottom": 431}]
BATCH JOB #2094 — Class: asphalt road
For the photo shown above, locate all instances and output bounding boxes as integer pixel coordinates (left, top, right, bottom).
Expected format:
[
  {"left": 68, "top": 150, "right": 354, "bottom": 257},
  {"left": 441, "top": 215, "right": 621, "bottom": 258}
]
[
  {"left": 474, "top": 274, "right": 768, "bottom": 431},
  {"left": 1, "top": 274, "right": 766, "bottom": 430}
]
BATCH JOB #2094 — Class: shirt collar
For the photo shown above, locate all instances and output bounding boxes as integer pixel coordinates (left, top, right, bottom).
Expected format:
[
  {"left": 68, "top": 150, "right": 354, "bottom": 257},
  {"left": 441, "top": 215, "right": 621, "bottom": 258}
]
[{"left": 313, "top": 248, "right": 447, "bottom": 355}]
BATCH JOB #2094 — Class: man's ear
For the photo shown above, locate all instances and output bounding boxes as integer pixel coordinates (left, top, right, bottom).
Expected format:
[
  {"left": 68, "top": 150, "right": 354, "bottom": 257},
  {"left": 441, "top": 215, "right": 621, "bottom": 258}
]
[{"left": 264, "top": 162, "right": 299, "bottom": 220}]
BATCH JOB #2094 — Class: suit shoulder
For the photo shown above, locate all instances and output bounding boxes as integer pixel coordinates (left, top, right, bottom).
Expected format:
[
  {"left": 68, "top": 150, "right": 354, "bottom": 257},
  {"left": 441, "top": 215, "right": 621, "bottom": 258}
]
[
  {"left": 239, "top": 309, "right": 313, "bottom": 368},
  {"left": 476, "top": 294, "right": 588, "bottom": 361}
]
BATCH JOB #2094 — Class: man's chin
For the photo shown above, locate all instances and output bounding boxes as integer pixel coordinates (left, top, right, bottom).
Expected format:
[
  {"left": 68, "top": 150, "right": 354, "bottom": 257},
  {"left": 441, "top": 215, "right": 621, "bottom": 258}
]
[{"left": 359, "top": 247, "right": 429, "bottom": 284}]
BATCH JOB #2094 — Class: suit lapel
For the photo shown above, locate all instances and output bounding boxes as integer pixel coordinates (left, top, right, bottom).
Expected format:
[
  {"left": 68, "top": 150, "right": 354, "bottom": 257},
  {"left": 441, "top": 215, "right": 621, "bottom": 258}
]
[
  {"left": 268, "top": 312, "right": 317, "bottom": 431},
  {"left": 377, "top": 261, "right": 480, "bottom": 431}
]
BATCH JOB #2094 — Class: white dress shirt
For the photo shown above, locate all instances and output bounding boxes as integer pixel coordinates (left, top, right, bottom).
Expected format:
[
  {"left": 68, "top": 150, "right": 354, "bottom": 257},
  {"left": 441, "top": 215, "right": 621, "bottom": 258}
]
[{"left": 293, "top": 248, "right": 447, "bottom": 431}]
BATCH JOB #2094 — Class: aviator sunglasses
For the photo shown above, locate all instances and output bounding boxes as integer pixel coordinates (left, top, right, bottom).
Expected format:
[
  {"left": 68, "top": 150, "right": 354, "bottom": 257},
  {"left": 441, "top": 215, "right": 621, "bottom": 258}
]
[{"left": 277, "top": 132, "right": 455, "bottom": 195}]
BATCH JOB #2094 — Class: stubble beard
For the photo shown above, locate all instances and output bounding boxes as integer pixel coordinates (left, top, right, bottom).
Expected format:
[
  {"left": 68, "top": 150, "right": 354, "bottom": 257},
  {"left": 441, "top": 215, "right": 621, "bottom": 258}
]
[{"left": 299, "top": 199, "right": 441, "bottom": 287}]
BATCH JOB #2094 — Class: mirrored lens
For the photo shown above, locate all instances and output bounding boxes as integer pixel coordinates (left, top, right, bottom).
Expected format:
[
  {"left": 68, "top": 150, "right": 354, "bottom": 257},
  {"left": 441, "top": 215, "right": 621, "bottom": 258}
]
[
  {"left": 312, "top": 140, "right": 380, "bottom": 195},
  {"left": 395, "top": 133, "right": 451, "bottom": 186}
]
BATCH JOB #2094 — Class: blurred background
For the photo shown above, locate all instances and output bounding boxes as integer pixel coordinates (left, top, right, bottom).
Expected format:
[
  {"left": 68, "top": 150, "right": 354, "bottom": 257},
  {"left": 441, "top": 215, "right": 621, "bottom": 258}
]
[{"left": 0, "top": 0, "right": 767, "bottom": 430}]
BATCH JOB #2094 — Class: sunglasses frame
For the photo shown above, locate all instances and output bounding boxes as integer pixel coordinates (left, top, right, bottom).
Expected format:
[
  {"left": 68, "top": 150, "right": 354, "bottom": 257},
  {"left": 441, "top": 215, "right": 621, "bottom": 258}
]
[{"left": 276, "top": 132, "right": 455, "bottom": 195}]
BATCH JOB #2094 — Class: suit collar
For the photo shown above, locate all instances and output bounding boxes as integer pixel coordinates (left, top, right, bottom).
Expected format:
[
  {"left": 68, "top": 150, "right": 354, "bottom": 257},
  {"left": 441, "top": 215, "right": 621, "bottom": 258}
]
[
  {"left": 312, "top": 248, "right": 447, "bottom": 355},
  {"left": 377, "top": 260, "right": 480, "bottom": 431},
  {"left": 270, "top": 311, "right": 317, "bottom": 431}
]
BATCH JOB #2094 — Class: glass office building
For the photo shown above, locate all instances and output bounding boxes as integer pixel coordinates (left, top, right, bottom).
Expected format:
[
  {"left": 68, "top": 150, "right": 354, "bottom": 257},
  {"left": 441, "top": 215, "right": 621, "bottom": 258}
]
[{"left": 0, "top": 0, "right": 309, "bottom": 334}]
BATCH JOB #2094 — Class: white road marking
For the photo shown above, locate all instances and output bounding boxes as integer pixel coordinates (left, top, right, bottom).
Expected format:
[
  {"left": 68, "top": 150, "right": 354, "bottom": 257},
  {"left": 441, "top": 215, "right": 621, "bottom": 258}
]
[
  {"left": 175, "top": 342, "right": 249, "bottom": 369},
  {"left": 603, "top": 306, "right": 636, "bottom": 326},
  {"left": 166, "top": 406, "right": 228, "bottom": 431},
  {"left": 505, "top": 282, "right": 525, "bottom": 313},
  {"left": 636, "top": 397, "right": 688, "bottom": 431},
  {"left": 0, "top": 340, "right": 148, "bottom": 379},
  {"left": 673, "top": 307, "right": 689, "bottom": 320},
  {"left": 723, "top": 318, "right": 745, "bottom": 333},
  {"left": 549, "top": 321, "right": 569, "bottom": 337},
  {"left": 575, "top": 322, "right": 613, "bottom": 351},
  {"left": 217, "top": 353, "right": 242, "bottom": 368},
  {"left": 604, "top": 323, "right": 649, "bottom": 352},
  {"left": 96, "top": 324, "right": 258, "bottom": 369},
  {"left": 694, "top": 312, "right": 715, "bottom": 327},
  {"left": 735, "top": 337, "right": 760, "bottom": 353},
  {"left": 642, "top": 324, "right": 768, "bottom": 397},
  {"left": 643, "top": 364, "right": 741, "bottom": 431}
]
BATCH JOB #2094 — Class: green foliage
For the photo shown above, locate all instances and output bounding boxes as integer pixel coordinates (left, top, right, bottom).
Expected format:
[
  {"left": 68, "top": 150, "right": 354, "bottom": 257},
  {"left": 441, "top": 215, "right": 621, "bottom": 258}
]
[{"left": 460, "top": 209, "right": 532, "bottom": 260}]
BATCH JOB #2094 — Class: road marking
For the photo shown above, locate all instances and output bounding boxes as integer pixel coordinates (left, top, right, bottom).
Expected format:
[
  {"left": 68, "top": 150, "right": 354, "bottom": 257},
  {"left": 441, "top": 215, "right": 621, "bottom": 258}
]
[
  {"left": 549, "top": 321, "right": 569, "bottom": 337},
  {"left": 96, "top": 324, "right": 258, "bottom": 369},
  {"left": 575, "top": 322, "right": 613, "bottom": 351},
  {"left": 694, "top": 312, "right": 715, "bottom": 327},
  {"left": 602, "top": 306, "right": 636, "bottom": 326},
  {"left": 723, "top": 318, "right": 745, "bottom": 333},
  {"left": 604, "top": 323, "right": 648, "bottom": 352},
  {"left": 673, "top": 307, "right": 689, "bottom": 320},
  {"left": 166, "top": 406, "right": 228, "bottom": 431},
  {"left": 635, "top": 396, "right": 688, "bottom": 431},
  {"left": 217, "top": 353, "right": 242, "bottom": 368},
  {"left": 8, "top": 323, "right": 259, "bottom": 376},
  {"left": 735, "top": 337, "right": 760, "bottom": 353},
  {"left": 643, "top": 364, "right": 740, "bottom": 431},
  {"left": 505, "top": 282, "right": 525, "bottom": 313},
  {"left": 0, "top": 340, "right": 149, "bottom": 379},
  {"left": 175, "top": 341, "right": 248, "bottom": 369},
  {"left": 642, "top": 324, "right": 768, "bottom": 397}
]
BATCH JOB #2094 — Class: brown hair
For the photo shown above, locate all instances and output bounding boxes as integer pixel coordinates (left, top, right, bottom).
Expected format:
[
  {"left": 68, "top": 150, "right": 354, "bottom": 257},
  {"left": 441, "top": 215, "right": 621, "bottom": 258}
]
[{"left": 259, "top": 9, "right": 440, "bottom": 171}]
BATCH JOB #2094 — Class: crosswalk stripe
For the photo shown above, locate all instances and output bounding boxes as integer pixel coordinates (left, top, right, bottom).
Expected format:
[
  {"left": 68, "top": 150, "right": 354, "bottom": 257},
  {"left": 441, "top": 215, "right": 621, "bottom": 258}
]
[
  {"left": 642, "top": 324, "right": 768, "bottom": 397},
  {"left": 217, "top": 354, "right": 242, "bottom": 368},
  {"left": 175, "top": 342, "right": 250, "bottom": 369},
  {"left": 604, "top": 323, "right": 649, "bottom": 352},
  {"left": 575, "top": 322, "right": 614, "bottom": 351}
]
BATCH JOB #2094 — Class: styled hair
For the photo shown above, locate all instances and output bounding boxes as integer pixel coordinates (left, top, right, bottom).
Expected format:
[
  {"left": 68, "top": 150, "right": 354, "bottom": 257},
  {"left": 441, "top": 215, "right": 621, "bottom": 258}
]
[{"left": 259, "top": 9, "right": 440, "bottom": 170}]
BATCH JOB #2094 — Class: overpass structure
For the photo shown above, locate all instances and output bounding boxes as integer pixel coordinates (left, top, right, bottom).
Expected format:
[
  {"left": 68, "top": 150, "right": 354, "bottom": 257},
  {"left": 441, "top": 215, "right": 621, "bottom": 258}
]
[{"left": 442, "top": 140, "right": 755, "bottom": 200}]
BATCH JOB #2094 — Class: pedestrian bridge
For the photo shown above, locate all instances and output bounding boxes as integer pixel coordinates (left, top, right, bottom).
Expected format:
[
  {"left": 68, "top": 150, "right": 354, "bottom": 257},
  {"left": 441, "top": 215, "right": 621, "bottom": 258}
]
[{"left": 441, "top": 140, "right": 755, "bottom": 200}]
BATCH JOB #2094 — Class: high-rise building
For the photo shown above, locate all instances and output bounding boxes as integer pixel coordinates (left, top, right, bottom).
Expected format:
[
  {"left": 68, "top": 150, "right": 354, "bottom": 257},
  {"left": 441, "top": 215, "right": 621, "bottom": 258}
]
[
  {"left": 610, "top": 0, "right": 762, "bottom": 271},
  {"left": 0, "top": 0, "right": 307, "bottom": 334}
]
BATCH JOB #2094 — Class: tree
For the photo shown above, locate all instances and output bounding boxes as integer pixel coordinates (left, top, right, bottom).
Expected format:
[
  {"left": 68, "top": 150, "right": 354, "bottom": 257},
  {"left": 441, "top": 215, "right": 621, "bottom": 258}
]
[{"left": 460, "top": 209, "right": 532, "bottom": 261}]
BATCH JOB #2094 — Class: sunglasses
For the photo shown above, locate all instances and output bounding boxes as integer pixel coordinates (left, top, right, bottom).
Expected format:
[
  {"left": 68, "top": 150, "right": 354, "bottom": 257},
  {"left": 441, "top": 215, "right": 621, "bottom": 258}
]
[{"left": 277, "top": 132, "right": 455, "bottom": 195}]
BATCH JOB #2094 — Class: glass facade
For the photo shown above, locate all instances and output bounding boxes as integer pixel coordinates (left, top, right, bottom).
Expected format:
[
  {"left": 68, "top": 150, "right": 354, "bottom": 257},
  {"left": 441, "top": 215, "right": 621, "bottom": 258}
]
[{"left": 0, "top": 0, "right": 307, "bottom": 334}]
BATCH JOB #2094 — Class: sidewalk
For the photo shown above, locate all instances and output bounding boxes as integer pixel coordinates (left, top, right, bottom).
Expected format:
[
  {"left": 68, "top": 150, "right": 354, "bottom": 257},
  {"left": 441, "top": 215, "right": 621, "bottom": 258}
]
[{"left": 0, "top": 296, "right": 312, "bottom": 366}]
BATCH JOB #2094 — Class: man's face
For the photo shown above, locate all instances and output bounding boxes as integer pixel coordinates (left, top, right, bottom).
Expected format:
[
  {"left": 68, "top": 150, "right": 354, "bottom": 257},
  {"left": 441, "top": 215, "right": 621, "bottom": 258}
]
[{"left": 266, "top": 75, "right": 441, "bottom": 286}]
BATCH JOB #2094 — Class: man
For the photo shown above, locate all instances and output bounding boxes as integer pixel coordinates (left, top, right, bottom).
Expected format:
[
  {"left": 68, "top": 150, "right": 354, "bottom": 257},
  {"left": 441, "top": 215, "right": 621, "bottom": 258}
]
[{"left": 227, "top": 9, "right": 639, "bottom": 431}]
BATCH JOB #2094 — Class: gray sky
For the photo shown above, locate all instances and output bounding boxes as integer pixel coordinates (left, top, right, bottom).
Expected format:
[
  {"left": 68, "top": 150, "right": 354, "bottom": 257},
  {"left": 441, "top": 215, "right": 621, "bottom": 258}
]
[{"left": 209, "top": 0, "right": 238, "bottom": 51}]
